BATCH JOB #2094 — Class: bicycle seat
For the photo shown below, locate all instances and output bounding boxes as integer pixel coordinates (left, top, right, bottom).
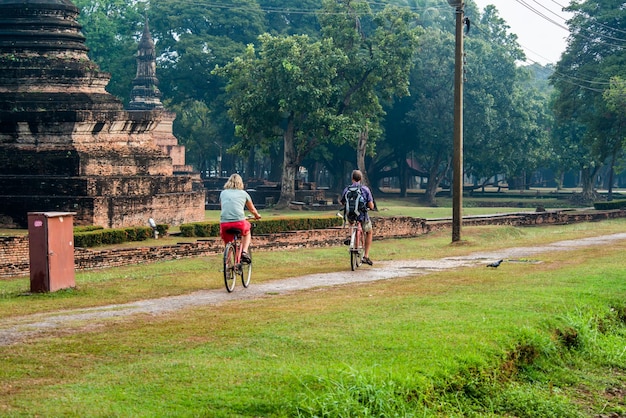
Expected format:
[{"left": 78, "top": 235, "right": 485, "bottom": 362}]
[{"left": 224, "top": 227, "right": 243, "bottom": 235}]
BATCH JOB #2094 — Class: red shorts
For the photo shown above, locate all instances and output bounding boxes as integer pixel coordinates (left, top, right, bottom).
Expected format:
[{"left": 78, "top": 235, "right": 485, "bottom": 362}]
[{"left": 220, "top": 220, "right": 251, "bottom": 243}]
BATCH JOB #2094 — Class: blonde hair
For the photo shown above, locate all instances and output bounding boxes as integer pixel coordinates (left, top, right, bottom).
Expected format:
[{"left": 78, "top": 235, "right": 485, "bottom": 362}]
[{"left": 224, "top": 173, "right": 244, "bottom": 190}]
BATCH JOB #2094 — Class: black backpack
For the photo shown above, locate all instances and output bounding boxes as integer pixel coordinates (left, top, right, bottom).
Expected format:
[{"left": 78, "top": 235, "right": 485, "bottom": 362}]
[{"left": 344, "top": 185, "right": 366, "bottom": 222}]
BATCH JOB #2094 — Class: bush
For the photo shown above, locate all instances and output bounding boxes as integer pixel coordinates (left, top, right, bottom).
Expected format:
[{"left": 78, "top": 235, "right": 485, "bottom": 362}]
[
  {"left": 178, "top": 217, "right": 343, "bottom": 237},
  {"left": 74, "top": 226, "right": 156, "bottom": 248},
  {"left": 73, "top": 225, "right": 104, "bottom": 233},
  {"left": 593, "top": 199, "right": 626, "bottom": 210},
  {"left": 101, "top": 229, "right": 127, "bottom": 245},
  {"left": 156, "top": 224, "right": 169, "bottom": 237},
  {"left": 124, "top": 227, "right": 138, "bottom": 241},
  {"left": 74, "top": 230, "right": 103, "bottom": 247},
  {"left": 133, "top": 227, "right": 153, "bottom": 241}
]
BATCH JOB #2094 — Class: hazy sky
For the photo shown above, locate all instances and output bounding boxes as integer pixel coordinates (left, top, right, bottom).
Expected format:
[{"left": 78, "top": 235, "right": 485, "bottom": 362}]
[{"left": 471, "top": 1, "right": 572, "bottom": 65}]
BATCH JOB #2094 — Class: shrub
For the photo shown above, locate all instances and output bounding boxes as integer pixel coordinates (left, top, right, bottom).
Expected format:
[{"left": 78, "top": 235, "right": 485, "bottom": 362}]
[
  {"left": 156, "top": 224, "right": 169, "bottom": 237},
  {"left": 124, "top": 227, "right": 138, "bottom": 241},
  {"left": 101, "top": 229, "right": 127, "bottom": 245},
  {"left": 593, "top": 199, "right": 626, "bottom": 210},
  {"left": 133, "top": 227, "right": 153, "bottom": 241},
  {"left": 73, "top": 225, "right": 104, "bottom": 233},
  {"left": 178, "top": 217, "right": 343, "bottom": 237},
  {"left": 179, "top": 224, "right": 195, "bottom": 237},
  {"left": 74, "top": 230, "right": 103, "bottom": 247},
  {"left": 74, "top": 226, "right": 157, "bottom": 247}
]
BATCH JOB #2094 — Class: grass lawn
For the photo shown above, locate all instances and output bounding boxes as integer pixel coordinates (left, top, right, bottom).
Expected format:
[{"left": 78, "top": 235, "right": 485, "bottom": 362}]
[{"left": 0, "top": 220, "right": 625, "bottom": 416}]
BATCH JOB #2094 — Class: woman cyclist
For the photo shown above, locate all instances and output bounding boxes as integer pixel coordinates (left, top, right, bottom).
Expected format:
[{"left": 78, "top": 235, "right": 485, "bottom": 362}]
[{"left": 219, "top": 174, "right": 261, "bottom": 263}]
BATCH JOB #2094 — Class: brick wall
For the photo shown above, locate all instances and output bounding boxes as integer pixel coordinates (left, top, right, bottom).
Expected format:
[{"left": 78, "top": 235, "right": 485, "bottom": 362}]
[
  {"left": 1, "top": 210, "right": 624, "bottom": 279},
  {"left": 0, "top": 235, "right": 29, "bottom": 277}
]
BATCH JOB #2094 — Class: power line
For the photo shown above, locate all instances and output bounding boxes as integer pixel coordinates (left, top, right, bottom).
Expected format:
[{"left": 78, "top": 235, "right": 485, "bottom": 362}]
[
  {"left": 513, "top": 0, "right": 626, "bottom": 47},
  {"left": 471, "top": 23, "right": 609, "bottom": 92},
  {"left": 529, "top": 0, "right": 567, "bottom": 23},
  {"left": 547, "top": 0, "right": 626, "bottom": 36},
  {"left": 513, "top": 0, "right": 570, "bottom": 32}
]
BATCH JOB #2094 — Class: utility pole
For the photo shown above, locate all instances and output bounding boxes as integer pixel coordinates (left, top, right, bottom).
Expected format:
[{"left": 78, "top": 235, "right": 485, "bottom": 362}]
[{"left": 448, "top": 0, "right": 464, "bottom": 242}]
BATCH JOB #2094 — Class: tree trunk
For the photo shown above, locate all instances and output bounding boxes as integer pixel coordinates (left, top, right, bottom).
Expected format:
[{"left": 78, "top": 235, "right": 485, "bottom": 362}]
[
  {"left": 245, "top": 147, "right": 255, "bottom": 180},
  {"left": 276, "top": 119, "right": 297, "bottom": 208},
  {"left": 421, "top": 153, "right": 451, "bottom": 206},
  {"left": 356, "top": 128, "right": 371, "bottom": 188},
  {"left": 554, "top": 170, "right": 564, "bottom": 191},
  {"left": 423, "top": 164, "right": 443, "bottom": 205},
  {"left": 399, "top": 160, "right": 407, "bottom": 198},
  {"left": 579, "top": 166, "right": 598, "bottom": 203},
  {"left": 268, "top": 142, "right": 283, "bottom": 182},
  {"left": 607, "top": 150, "right": 617, "bottom": 201}
]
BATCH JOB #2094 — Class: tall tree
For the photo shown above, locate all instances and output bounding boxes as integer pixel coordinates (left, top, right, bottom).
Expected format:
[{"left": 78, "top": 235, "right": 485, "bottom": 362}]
[
  {"left": 146, "top": 0, "right": 266, "bottom": 105},
  {"left": 601, "top": 76, "right": 626, "bottom": 199},
  {"left": 259, "top": 0, "right": 321, "bottom": 36},
  {"left": 214, "top": 34, "right": 350, "bottom": 207},
  {"left": 551, "top": 0, "right": 626, "bottom": 201},
  {"left": 144, "top": 0, "right": 268, "bottom": 176},
  {"left": 318, "top": 0, "right": 420, "bottom": 188},
  {"left": 74, "top": 0, "right": 144, "bottom": 103},
  {"left": 405, "top": 28, "right": 455, "bottom": 203}
]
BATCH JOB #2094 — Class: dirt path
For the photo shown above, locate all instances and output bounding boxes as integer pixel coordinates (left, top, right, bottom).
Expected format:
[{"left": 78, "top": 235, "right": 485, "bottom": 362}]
[{"left": 2, "top": 232, "right": 626, "bottom": 346}]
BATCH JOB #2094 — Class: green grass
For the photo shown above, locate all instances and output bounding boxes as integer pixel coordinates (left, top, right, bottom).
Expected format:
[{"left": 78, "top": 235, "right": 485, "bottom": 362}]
[
  {"left": 2, "top": 220, "right": 625, "bottom": 317},
  {"left": 0, "top": 221, "right": 625, "bottom": 416}
]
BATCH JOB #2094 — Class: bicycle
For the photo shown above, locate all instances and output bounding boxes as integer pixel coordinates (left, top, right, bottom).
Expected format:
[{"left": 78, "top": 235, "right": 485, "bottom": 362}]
[
  {"left": 348, "top": 219, "right": 365, "bottom": 271},
  {"left": 222, "top": 225, "right": 253, "bottom": 292}
]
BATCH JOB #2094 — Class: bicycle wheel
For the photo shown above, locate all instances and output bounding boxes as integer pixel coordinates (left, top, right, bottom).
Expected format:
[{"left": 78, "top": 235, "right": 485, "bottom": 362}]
[
  {"left": 223, "top": 242, "right": 237, "bottom": 292},
  {"left": 239, "top": 248, "right": 252, "bottom": 288},
  {"left": 350, "top": 249, "right": 359, "bottom": 271},
  {"left": 357, "top": 228, "right": 365, "bottom": 263},
  {"left": 350, "top": 228, "right": 360, "bottom": 271}
]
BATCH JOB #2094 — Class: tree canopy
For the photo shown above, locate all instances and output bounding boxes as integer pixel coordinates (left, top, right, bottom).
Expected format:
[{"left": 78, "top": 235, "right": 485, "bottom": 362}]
[
  {"left": 71, "top": 0, "right": 603, "bottom": 202},
  {"left": 551, "top": 0, "right": 626, "bottom": 200}
]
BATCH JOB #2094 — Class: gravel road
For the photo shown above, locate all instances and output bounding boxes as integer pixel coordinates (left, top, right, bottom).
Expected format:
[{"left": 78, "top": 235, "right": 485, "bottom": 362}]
[{"left": 2, "top": 232, "right": 625, "bottom": 346}]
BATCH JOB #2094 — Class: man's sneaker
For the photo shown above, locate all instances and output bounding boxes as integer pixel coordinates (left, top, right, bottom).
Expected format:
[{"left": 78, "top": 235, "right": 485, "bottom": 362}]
[
  {"left": 343, "top": 238, "right": 351, "bottom": 245},
  {"left": 241, "top": 251, "right": 251, "bottom": 264},
  {"left": 362, "top": 257, "right": 373, "bottom": 266}
]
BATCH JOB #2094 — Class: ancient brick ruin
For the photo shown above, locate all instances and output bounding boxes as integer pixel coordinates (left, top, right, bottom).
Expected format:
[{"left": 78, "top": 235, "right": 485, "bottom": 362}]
[{"left": 0, "top": 0, "right": 204, "bottom": 228}]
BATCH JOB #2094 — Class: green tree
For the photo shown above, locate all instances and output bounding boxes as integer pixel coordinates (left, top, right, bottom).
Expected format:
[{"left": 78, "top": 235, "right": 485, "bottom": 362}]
[
  {"left": 372, "top": 0, "right": 557, "bottom": 200},
  {"left": 167, "top": 99, "right": 224, "bottom": 176},
  {"left": 147, "top": 0, "right": 266, "bottom": 104},
  {"left": 74, "top": 0, "right": 144, "bottom": 103},
  {"left": 404, "top": 28, "right": 455, "bottom": 203},
  {"left": 214, "top": 34, "right": 349, "bottom": 206},
  {"left": 601, "top": 76, "right": 626, "bottom": 199},
  {"left": 551, "top": 0, "right": 626, "bottom": 201},
  {"left": 145, "top": 0, "right": 269, "bottom": 175},
  {"left": 318, "top": 0, "right": 421, "bottom": 188},
  {"left": 259, "top": 0, "right": 322, "bottom": 36}
]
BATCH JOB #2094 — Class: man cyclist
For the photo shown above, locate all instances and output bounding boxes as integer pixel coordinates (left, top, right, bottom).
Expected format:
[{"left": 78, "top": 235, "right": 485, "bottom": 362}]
[{"left": 340, "top": 169, "right": 375, "bottom": 265}]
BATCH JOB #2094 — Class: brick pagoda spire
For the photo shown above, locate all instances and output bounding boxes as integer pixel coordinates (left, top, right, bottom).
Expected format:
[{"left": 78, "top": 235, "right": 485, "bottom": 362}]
[{"left": 128, "top": 20, "right": 163, "bottom": 111}]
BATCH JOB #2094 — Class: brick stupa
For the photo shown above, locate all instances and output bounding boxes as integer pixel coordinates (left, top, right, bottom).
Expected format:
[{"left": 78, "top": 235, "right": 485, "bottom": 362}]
[{"left": 0, "top": 0, "right": 205, "bottom": 228}]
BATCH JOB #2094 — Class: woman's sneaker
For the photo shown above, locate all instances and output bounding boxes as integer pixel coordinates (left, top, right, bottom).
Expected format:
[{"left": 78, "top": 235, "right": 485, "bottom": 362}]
[
  {"left": 241, "top": 251, "right": 251, "bottom": 264},
  {"left": 362, "top": 257, "right": 373, "bottom": 266}
]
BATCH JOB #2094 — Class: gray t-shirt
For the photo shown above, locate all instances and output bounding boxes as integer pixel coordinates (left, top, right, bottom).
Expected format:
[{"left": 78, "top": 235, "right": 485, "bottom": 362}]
[{"left": 219, "top": 189, "right": 252, "bottom": 223}]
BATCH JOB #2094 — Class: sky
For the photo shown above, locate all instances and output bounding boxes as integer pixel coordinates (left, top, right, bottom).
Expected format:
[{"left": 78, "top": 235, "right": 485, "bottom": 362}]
[{"left": 471, "top": 0, "right": 572, "bottom": 65}]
